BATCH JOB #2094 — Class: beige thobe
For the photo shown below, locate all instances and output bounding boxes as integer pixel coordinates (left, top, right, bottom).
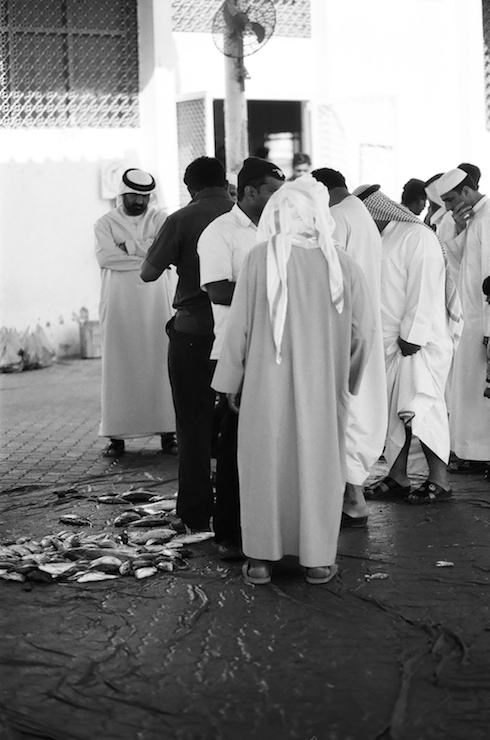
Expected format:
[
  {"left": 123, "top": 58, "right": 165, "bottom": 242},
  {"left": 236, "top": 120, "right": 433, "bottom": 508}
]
[{"left": 213, "top": 243, "right": 374, "bottom": 568}]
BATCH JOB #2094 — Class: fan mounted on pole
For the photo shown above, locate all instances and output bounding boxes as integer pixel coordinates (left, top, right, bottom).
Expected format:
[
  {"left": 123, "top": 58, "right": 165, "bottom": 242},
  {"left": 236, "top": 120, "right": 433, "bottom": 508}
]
[
  {"left": 211, "top": 1, "right": 277, "bottom": 181},
  {"left": 212, "top": 0, "right": 276, "bottom": 60}
]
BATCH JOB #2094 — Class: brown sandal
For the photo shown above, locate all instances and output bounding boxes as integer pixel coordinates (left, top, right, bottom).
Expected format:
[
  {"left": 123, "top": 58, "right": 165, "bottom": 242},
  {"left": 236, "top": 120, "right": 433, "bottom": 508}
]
[
  {"left": 406, "top": 481, "right": 452, "bottom": 504},
  {"left": 364, "top": 476, "right": 410, "bottom": 500},
  {"left": 102, "top": 439, "right": 125, "bottom": 458}
]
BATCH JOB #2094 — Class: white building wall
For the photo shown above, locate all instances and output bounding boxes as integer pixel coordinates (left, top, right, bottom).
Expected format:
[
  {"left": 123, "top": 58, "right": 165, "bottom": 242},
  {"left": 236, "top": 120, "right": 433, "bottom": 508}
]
[
  {"left": 311, "top": 0, "right": 489, "bottom": 198},
  {"left": 0, "top": 0, "right": 174, "bottom": 356}
]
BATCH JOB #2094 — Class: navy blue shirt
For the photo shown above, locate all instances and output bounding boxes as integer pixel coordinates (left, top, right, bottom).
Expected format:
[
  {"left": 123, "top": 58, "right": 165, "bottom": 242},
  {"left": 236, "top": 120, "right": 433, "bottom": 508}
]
[{"left": 146, "top": 187, "right": 234, "bottom": 334}]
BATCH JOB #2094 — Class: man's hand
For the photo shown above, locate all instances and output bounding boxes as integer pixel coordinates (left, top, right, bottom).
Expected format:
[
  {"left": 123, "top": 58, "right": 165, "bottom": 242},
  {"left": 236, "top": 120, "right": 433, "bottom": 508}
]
[
  {"left": 227, "top": 393, "right": 240, "bottom": 414},
  {"left": 397, "top": 337, "right": 421, "bottom": 356},
  {"left": 452, "top": 202, "right": 473, "bottom": 234},
  {"left": 116, "top": 242, "right": 128, "bottom": 252}
]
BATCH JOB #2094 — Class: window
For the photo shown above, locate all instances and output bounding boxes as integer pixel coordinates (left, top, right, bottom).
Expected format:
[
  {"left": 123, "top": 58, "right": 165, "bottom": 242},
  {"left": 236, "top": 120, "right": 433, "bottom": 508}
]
[
  {"left": 171, "top": 0, "right": 311, "bottom": 38},
  {"left": 0, "top": 0, "right": 139, "bottom": 127}
]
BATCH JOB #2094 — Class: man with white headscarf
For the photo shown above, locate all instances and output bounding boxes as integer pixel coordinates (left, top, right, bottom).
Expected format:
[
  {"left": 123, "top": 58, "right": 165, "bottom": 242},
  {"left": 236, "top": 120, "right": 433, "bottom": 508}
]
[
  {"left": 95, "top": 168, "right": 176, "bottom": 457},
  {"left": 312, "top": 168, "right": 387, "bottom": 527},
  {"left": 436, "top": 167, "right": 490, "bottom": 473},
  {"left": 212, "top": 175, "right": 374, "bottom": 585},
  {"left": 425, "top": 163, "right": 482, "bottom": 285},
  {"left": 353, "top": 184, "right": 461, "bottom": 504}
]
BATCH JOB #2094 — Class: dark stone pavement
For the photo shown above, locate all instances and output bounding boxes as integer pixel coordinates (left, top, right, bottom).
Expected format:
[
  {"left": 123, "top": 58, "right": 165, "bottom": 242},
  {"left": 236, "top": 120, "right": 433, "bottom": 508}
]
[{"left": 0, "top": 359, "right": 490, "bottom": 740}]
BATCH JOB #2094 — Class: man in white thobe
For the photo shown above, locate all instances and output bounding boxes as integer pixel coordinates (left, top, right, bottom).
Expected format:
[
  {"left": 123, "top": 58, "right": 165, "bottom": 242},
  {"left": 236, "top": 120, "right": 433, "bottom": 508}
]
[
  {"left": 95, "top": 168, "right": 176, "bottom": 457},
  {"left": 353, "top": 184, "right": 460, "bottom": 504},
  {"left": 437, "top": 168, "right": 490, "bottom": 472},
  {"left": 312, "top": 168, "right": 387, "bottom": 526}
]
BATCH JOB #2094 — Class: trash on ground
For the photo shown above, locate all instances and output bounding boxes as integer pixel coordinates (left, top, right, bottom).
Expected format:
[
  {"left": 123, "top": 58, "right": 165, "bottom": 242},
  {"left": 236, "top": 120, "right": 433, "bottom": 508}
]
[
  {"left": 435, "top": 561, "right": 454, "bottom": 567},
  {"left": 364, "top": 572, "right": 389, "bottom": 581}
]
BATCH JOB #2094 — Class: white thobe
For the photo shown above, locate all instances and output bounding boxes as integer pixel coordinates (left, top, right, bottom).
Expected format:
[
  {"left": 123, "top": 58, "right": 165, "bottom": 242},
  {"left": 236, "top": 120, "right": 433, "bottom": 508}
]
[
  {"left": 198, "top": 204, "right": 258, "bottom": 360},
  {"left": 331, "top": 195, "right": 388, "bottom": 484},
  {"left": 380, "top": 221, "right": 453, "bottom": 468},
  {"left": 95, "top": 206, "right": 176, "bottom": 438},
  {"left": 212, "top": 244, "right": 374, "bottom": 567},
  {"left": 444, "top": 196, "right": 490, "bottom": 460}
]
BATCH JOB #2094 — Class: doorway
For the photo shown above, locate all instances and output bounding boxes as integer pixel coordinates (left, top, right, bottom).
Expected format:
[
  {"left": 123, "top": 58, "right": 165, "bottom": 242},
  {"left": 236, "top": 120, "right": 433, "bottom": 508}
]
[{"left": 213, "top": 99, "right": 307, "bottom": 178}]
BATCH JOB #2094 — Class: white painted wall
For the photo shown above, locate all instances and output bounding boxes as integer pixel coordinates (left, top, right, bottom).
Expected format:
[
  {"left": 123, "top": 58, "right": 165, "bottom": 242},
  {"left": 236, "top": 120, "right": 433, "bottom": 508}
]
[
  {"left": 0, "top": 0, "right": 176, "bottom": 356},
  {"left": 311, "top": 0, "right": 489, "bottom": 198}
]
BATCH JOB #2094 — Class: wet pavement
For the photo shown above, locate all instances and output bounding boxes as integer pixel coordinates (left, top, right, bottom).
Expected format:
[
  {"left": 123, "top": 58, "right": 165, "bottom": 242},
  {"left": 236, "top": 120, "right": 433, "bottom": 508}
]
[{"left": 1, "top": 359, "right": 489, "bottom": 740}]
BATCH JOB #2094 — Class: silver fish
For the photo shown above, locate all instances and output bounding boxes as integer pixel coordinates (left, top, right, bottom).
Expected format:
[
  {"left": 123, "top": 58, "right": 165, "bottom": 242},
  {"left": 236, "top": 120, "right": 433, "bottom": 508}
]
[
  {"left": 0, "top": 571, "right": 25, "bottom": 581},
  {"left": 38, "top": 562, "right": 78, "bottom": 576},
  {"left": 133, "top": 500, "right": 176, "bottom": 515},
  {"left": 168, "top": 532, "right": 214, "bottom": 545},
  {"left": 127, "top": 516, "right": 172, "bottom": 528},
  {"left": 88, "top": 556, "right": 123, "bottom": 574},
  {"left": 77, "top": 572, "right": 119, "bottom": 583},
  {"left": 113, "top": 511, "right": 142, "bottom": 527},
  {"left": 59, "top": 515, "right": 91, "bottom": 526},
  {"left": 156, "top": 561, "right": 174, "bottom": 572},
  {"left": 118, "top": 561, "right": 132, "bottom": 576},
  {"left": 129, "top": 528, "right": 175, "bottom": 545},
  {"left": 120, "top": 491, "right": 156, "bottom": 503},
  {"left": 134, "top": 567, "right": 157, "bottom": 579}
]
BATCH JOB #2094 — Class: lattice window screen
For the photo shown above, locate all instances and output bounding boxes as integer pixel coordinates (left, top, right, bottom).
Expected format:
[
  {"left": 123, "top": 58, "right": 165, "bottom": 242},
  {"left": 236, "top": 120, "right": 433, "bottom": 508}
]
[
  {"left": 177, "top": 98, "right": 208, "bottom": 205},
  {"left": 315, "top": 104, "right": 348, "bottom": 175},
  {"left": 483, "top": 0, "right": 490, "bottom": 129},
  {"left": 171, "top": 0, "right": 311, "bottom": 37},
  {"left": 0, "top": 0, "right": 139, "bottom": 128}
]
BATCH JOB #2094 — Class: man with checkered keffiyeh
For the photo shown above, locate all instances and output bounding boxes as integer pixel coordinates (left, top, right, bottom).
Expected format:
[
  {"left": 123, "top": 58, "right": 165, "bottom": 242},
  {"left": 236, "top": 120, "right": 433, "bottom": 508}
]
[{"left": 354, "top": 184, "right": 456, "bottom": 505}]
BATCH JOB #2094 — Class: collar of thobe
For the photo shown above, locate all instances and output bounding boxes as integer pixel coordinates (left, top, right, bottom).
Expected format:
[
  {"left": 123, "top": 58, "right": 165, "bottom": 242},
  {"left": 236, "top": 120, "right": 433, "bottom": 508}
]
[{"left": 469, "top": 194, "right": 488, "bottom": 216}]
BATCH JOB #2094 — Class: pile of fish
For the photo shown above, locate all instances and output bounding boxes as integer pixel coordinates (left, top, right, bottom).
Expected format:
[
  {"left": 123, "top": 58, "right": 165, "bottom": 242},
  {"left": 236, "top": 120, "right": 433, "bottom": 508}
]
[{"left": 0, "top": 490, "right": 214, "bottom": 584}]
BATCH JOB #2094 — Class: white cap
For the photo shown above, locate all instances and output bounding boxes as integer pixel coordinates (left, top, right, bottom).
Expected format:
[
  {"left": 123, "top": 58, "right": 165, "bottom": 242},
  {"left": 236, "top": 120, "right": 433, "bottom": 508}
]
[{"left": 436, "top": 168, "right": 467, "bottom": 197}]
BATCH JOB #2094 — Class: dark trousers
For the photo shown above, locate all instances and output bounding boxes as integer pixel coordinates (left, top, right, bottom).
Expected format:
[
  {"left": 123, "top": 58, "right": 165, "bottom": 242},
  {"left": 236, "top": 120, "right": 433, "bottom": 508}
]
[
  {"left": 213, "top": 393, "right": 241, "bottom": 545},
  {"left": 167, "top": 318, "right": 215, "bottom": 529}
]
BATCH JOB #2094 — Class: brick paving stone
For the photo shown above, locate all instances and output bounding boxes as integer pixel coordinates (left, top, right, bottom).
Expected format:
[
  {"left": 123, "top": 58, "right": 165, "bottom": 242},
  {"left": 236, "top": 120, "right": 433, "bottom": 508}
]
[{"left": 0, "top": 359, "right": 178, "bottom": 493}]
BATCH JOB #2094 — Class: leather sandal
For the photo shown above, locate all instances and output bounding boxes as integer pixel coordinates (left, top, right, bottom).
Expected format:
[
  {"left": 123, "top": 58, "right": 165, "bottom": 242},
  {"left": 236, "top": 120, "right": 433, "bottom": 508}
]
[
  {"left": 161, "top": 433, "right": 178, "bottom": 456},
  {"left": 306, "top": 563, "right": 339, "bottom": 585},
  {"left": 448, "top": 459, "right": 488, "bottom": 475},
  {"left": 406, "top": 480, "right": 452, "bottom": 504},
  {"left": 242, "top": 560, "right": 272, "bottom": 585},
  {"left": 341, "top": 512, "right": 368, "bottom": 528},
  {"left": 102, "top": 439, "right": 125, "bottom": 458},
  {"left": 364, "top": 476, "right": 410, "bottom": 500}
]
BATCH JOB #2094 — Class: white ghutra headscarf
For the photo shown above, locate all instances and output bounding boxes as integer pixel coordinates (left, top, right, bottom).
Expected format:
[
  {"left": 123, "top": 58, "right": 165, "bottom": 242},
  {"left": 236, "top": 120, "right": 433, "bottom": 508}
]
[{"left": 257, "top": 174, "right": 344, "bottom": 364}]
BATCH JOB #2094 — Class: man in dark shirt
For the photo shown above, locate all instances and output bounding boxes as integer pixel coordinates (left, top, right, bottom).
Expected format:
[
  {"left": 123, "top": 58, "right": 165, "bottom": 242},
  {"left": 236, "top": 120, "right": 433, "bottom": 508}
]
[{"left": 141, "top": 157, "right": 234, "bottom": 531}]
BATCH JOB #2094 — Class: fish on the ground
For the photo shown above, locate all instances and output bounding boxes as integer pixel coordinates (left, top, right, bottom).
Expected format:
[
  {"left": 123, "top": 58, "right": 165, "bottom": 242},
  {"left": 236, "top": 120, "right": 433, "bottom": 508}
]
[
  {"left": 113, "top": 511, "right": 142, "bottom": 526},
  {"left": 127, "top": 515, "right": 173, "bottom": 528},
  {"left": 59, "top": 515, "right": 92, "bottom": 526}
]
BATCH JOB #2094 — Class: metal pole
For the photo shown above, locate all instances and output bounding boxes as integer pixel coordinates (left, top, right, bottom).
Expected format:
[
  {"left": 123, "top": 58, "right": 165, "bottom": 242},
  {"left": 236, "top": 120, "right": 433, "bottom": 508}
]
[{"left": 224, "top": 22, "right": 249, "bottom": 184}]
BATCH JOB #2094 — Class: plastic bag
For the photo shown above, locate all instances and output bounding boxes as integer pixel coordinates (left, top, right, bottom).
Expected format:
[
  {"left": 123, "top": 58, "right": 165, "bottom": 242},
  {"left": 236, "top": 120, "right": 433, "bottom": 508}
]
[
  {"left": 0, "top": 328, "right": 24, "bottom": 372},
  {"left": 21, "top": 325, "right": 56, "bottom": 369}
]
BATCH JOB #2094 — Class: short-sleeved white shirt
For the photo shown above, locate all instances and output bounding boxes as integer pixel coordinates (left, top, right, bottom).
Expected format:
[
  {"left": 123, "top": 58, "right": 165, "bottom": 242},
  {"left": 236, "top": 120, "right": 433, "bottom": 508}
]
[{"left": 198, "top": 203, "right": 258, "bottom": 359}]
